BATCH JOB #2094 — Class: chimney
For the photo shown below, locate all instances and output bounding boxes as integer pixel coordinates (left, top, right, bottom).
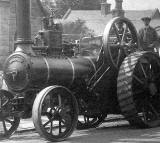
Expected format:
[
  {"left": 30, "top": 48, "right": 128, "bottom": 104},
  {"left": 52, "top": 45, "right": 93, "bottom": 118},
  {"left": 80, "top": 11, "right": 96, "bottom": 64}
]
[
  {"left": 112, "top": 0, "right": 124, "bottom": 18},
  {"left": 101, "top": 0, "right": 111, "bottom": 16},
  {"left": 15, "top": 0, "right": 34, "bottom": 55}
]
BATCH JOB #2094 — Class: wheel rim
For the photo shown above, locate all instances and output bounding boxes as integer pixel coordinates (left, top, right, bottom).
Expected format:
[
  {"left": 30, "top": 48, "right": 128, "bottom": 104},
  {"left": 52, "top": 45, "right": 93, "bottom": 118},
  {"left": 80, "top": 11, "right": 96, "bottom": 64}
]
[
  {"left": 0, "top": 90, "right": 20, "bottom": 138},
  {"left": 103, "top": 17, "right": 139, "bottom": 69},
  {"left": 33, "top": 86, "right": 78, "bottom": 142}
]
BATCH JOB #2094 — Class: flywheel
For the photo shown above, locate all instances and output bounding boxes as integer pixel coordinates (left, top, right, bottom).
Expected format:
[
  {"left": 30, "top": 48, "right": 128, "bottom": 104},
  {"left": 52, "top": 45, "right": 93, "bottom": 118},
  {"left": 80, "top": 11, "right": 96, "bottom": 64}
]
[
  {"left": 103, "top": 17, "right": 139, "bottom": 69},
  {"left": 117, "top": 51, "right": 160, "bottom": 128}
]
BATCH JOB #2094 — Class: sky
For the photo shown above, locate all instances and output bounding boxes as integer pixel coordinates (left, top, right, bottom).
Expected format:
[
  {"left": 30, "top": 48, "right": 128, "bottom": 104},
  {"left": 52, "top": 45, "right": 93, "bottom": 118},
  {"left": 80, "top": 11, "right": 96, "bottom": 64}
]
[{"left": 108, "top": 0, "right": 160, "bottom": 10}]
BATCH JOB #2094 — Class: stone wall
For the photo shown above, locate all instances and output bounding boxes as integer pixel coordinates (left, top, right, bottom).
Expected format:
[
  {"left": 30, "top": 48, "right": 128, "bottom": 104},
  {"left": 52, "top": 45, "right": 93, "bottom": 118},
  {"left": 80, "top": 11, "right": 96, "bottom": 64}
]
[
  {"left": 0, "top": 0, "right": 10, "bottom": 54},
  {"left": 0, "top": 0, "right": 10, "bottom": 69}
]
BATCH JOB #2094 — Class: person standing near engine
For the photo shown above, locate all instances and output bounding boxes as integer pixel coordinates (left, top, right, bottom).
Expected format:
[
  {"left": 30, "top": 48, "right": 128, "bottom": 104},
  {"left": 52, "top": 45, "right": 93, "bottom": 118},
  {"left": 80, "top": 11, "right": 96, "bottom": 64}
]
[{"left": 139, "top": 17, "right": 159, "bottom": 52}]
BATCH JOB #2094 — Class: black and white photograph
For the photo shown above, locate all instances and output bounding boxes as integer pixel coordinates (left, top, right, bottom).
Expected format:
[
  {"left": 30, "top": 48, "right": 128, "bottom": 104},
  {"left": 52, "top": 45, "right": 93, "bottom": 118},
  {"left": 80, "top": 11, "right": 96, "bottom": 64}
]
[{"left": 0, "top": 0, "right": 160, "bottom": 142}]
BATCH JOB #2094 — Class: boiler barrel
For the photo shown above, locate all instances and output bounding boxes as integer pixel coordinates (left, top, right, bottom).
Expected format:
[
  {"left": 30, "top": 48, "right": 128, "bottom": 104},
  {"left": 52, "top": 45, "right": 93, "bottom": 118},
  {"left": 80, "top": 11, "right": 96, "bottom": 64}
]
[{"left": 3, "top": 52, "right": 96, "bottom": 92}]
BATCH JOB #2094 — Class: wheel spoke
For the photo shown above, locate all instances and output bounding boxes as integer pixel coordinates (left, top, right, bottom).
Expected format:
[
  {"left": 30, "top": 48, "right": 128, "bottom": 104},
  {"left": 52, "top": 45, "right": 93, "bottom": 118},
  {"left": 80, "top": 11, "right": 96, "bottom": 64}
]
[
  {"left": 139, "top": 62, "right": 147, "bottom": 79},
  {"left": 148, "top": 64, "right": 158, "bottom": 81},
  {"left": 87, "top": 117, "right": 89, "bottom": 124},
  {"left": 148, "top": 102, "right": 159, "bottom": 118},
  {"left": 59, "top": 118, "right": 62, "bottom": 134},
  {"left": 43, "top": 117, "right": 55, "bottom": 127},
  {"left": 133, "top": 74, "right": 144, "bottom": 85},
  {"left": 121, "top": 25, "right": 128, "bottom": 43},
  {"left": 58, "top": 94, "right": 62, "bottom": 107},
  {"left": 142, "top": 106, "right": 147, "bottom": 122},
  {"left": 61, "top": 119, "right": 65, "bottom": 125},
  {"left": 0, "top": 96, "right": 1, "bottom": 108},
  {"left": 142, "top": 96, "right": 160, "bottom": 122},
  {"left": 50, "top": 121, "right": 53, "bottom": 134},
  {"left": 43, "top": 120, "right": 50, "bottom": 127},
  {"left": 2, "top": 120, "right": 7, "bottom": 133},
  {"left": 113, "top": 23, "right": 121, "bottom": 42},
  {"left": 116, "top": 49, "right": 121, "bottom": 67},
  {"left": 148, "top": 64, "right": 152, "bottom": 79},
  {"left": 2, "top": 99, "right": 9, "bottom": 107},
  {"left": 84, "top": 116, "right": 86, "bottom": 123}
]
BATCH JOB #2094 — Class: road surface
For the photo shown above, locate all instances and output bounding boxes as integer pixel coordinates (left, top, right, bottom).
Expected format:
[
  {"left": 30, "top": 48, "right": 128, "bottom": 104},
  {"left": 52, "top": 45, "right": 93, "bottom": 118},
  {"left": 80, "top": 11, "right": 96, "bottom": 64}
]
[{"left": 1, "top": 118, "right": 160, "bottom": 143}]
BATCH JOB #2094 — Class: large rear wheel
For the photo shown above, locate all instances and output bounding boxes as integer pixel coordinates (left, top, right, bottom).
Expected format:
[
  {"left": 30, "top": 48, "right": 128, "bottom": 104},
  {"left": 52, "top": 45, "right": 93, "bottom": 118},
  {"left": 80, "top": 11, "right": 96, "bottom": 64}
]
[{"left": 117, "top": 52, "right": 160, "bottom": 128}]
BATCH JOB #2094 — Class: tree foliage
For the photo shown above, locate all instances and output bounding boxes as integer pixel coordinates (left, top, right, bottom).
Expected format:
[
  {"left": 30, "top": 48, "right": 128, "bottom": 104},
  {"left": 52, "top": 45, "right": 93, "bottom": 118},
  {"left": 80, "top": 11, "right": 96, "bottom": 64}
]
[
  {"left": 41, "top": 1, "right": 96, "bottom": 37},
  {"left": 63, "top": 19, "right": 95, "bottom": 37}
]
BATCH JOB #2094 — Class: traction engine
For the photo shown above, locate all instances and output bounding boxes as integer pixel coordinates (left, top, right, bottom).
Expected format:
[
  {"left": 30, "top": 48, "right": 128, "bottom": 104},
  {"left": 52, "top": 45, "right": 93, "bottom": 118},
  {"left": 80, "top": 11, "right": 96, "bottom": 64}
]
[{"left": 1, "top": 0, "right": 160, "bottom": 142}]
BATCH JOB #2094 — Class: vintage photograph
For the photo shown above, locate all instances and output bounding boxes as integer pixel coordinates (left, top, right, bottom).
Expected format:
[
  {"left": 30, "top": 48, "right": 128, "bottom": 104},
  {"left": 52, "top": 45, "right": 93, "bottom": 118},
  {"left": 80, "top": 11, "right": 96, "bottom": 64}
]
[{"left": 0, "top": 0, "right": 160, "bottom": 142}]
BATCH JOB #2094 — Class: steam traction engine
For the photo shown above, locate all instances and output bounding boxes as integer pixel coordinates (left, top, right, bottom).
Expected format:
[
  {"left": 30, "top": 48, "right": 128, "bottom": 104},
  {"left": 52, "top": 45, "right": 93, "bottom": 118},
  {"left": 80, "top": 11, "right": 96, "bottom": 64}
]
[{"left": 1, "top": 0, "right": 160, "bottom": 141}]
